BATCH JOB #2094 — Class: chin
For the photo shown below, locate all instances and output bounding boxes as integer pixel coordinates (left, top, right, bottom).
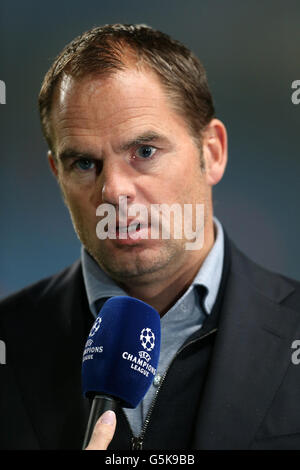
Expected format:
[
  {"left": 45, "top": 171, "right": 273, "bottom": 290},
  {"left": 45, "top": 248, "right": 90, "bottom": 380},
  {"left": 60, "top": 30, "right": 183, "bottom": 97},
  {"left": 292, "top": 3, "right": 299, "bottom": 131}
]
[{"left": 94, "top": 243, "right": 181, "bottom": 283}]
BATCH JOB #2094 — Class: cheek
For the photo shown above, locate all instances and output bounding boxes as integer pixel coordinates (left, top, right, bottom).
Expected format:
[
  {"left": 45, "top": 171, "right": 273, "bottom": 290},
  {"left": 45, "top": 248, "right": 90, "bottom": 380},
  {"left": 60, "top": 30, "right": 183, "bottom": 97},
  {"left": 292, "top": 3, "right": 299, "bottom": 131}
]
[
  {"left": 159, "top": 167, "right": 202, "bottom": 203},
  {"left": 59, "top": 184, "right": 94, "bottom": 221},
  {"left": 60, "top": 176, "right": 96, "bottom": 206},
  {"left": 139, "top": 173, "right": 188, "bottom": 206}
]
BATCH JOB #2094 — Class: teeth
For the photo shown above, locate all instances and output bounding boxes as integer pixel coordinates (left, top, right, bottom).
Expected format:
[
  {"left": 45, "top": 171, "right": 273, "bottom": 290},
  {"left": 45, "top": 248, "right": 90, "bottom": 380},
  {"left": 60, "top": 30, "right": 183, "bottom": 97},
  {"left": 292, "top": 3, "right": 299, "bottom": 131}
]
[
  {"left": 128, "top": 222, "right": 140, "bottom": 233},
  {"left": 117, "top": 223, "right": 141, "bottom": 233}
]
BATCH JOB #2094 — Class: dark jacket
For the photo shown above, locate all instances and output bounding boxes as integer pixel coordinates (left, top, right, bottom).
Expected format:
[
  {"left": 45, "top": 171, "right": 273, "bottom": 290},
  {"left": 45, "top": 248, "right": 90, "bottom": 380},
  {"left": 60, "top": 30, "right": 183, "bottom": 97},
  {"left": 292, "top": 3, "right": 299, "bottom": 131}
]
[{"left": 1, "top": 232, "right": 300, "bottom": 450}]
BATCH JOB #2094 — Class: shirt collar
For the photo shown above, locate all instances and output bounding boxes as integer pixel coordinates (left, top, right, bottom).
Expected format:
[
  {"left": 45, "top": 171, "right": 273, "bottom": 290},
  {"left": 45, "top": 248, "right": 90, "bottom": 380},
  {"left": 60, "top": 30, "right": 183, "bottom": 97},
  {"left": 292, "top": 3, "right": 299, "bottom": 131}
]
[
  {"left": 192, "top": 216, "right": 224, "bottom": 314},
  {"left": 81, "top": 216, "right": 224, "bottom": 317}
]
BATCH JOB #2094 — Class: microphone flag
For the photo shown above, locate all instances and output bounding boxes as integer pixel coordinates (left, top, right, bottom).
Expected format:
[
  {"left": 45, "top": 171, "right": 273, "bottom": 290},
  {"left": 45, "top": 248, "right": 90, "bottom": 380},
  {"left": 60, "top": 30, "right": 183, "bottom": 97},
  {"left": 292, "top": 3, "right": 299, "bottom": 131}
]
[{"left": 82, "top": 296, "right": 161, "bottom": 408}]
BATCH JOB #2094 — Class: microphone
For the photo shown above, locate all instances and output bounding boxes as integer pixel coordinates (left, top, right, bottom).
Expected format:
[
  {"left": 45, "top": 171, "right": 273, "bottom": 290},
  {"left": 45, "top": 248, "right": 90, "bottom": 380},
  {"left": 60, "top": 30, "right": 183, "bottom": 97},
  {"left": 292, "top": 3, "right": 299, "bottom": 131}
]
[{"left": 81, "top": 296, "right": 161, "bottom": 449}]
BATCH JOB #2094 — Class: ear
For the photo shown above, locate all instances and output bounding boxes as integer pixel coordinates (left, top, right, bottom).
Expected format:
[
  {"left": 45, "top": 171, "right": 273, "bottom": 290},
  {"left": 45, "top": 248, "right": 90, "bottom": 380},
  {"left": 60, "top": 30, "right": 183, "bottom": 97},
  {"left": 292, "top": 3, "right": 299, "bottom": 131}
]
[
  {"left": 202, "top": 118, "right": 228, "bottom": 186},
  {"left": 48, "top": 150, "right": 59, "bottom": 178}
]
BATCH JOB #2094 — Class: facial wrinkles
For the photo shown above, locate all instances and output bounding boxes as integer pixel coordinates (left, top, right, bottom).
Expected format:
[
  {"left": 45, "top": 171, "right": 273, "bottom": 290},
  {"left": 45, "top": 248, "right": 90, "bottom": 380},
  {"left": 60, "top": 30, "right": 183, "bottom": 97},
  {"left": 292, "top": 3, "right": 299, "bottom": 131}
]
[
  {"left": 58, "top": 104, "right": 163, "bottom": 137},
  {"left": 55, "top": 114, "right": 167, "bottom": 165},
  {"left": 57, "top": 127, "right": 202, "bottom": 212},
  {"left": 53, "top": 71, "right": 210, "bottom": 264},
  {"left": 59, "top": 71, "right": 160, "bottom": 114},
  {"left": 54, "top": 69, "right": 191, "bottom": 148}
]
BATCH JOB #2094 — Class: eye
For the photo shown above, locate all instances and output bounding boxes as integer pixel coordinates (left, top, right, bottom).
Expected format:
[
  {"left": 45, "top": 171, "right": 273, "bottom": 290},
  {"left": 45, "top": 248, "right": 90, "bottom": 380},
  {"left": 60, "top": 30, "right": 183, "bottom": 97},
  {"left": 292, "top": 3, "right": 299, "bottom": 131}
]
[
  {"left": 135, "top": 145, "right": 157, "bottom": 159},
  {"left": 74, "top": 159, "right": 95, "bottom": 171}
]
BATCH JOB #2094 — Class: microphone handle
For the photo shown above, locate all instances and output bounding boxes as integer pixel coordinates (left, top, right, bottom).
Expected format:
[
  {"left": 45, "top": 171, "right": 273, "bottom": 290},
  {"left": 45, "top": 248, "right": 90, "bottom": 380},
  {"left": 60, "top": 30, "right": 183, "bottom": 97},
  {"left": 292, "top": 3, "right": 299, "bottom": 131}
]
[{"left": 82, "top": 395, "right": 118, "bottom": 449}]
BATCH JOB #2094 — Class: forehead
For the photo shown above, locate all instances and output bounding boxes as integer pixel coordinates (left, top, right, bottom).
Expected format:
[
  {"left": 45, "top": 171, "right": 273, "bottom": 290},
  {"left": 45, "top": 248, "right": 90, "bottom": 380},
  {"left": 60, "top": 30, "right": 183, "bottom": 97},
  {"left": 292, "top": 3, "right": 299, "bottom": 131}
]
[
  {"left": 53, "top": 68, "right": 170, "bottom": 122},
  {"left": 50, "top": 68, "right": 190, "bottom": 152}
]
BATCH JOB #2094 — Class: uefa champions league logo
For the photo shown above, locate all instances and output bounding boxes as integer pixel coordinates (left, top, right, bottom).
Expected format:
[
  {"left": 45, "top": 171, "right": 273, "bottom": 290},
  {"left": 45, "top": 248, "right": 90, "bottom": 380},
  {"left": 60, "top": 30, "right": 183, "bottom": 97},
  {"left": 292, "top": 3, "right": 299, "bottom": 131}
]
[
  {"left": 121, "top": 327, "right": 157, "bottom": 376},
  {"left": 140, "top": 328, "right": 155, "bottom": 352},
  {"left": 89, "top": 317, "right": 102, "bottom": 337}
]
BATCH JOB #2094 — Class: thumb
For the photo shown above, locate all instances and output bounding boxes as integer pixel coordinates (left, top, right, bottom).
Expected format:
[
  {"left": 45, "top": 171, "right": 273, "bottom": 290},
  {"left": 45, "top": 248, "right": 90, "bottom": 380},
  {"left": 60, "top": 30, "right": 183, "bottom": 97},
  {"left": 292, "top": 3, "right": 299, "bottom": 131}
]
[{"left": 85, "top": 410, "right": 117, "bottom": 450}]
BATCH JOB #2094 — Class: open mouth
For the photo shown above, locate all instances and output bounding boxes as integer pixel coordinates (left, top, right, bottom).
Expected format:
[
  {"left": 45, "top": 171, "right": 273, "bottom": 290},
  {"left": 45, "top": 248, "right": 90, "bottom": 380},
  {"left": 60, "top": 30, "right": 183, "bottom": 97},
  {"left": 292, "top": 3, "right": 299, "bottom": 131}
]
[{"left": 117, "top": 222, "right": 142, "bottom": 234}]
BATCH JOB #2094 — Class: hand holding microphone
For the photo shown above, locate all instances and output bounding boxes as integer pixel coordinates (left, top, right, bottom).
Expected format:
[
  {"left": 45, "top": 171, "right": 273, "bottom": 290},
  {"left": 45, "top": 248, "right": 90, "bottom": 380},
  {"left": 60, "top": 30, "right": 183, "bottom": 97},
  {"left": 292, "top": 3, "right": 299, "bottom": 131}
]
[
  {"left": 81, "top": 296, "right": 161, "bottom": 450},
  {"left": 85, "top": 410, "right": 116, "bottom": 450}
]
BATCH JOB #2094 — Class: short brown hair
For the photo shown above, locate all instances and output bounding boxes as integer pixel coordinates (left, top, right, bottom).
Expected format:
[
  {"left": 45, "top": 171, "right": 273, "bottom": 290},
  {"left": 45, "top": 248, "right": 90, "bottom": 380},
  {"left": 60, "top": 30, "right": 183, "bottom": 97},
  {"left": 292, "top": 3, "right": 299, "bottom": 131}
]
[{"left": 38, "top": 24, "right": 215, "bottom": 156}]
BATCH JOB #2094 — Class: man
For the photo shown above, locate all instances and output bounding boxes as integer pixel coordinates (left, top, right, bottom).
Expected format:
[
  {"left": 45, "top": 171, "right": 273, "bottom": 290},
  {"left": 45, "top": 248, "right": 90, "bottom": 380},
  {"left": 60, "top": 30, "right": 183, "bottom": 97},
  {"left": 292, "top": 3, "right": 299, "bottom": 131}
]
[{"left": 1, "top": 24, "right": 300, "bottom": 450}]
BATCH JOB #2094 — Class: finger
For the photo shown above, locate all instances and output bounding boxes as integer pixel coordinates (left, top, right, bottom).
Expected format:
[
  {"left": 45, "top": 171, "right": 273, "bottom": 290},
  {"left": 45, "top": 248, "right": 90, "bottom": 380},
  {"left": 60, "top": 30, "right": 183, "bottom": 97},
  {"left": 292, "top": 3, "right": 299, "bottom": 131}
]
[{"left": 85, "top": 410, "right": 117, "bottom": 450}]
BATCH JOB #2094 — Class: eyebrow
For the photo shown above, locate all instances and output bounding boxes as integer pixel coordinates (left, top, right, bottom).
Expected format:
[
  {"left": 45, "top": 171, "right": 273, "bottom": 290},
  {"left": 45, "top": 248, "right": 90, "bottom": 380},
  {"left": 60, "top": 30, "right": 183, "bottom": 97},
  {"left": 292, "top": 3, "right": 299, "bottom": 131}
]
[
  {"left": 119, "top": 131, "right": 169, "bottom": 152},
  {"left": 57, "top": 131, "right": 170, "bottom": 161},
  {"left": 57, "top": 149, "right": 98, "bottom": 162}
]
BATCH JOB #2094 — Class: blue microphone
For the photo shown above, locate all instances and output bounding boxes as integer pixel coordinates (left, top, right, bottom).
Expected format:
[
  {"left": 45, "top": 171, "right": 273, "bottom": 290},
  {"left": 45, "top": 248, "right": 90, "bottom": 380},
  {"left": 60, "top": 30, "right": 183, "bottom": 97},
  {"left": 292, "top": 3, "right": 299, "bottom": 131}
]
[{"left": 82, "top": 296, "right": 161, "bottom": 448}]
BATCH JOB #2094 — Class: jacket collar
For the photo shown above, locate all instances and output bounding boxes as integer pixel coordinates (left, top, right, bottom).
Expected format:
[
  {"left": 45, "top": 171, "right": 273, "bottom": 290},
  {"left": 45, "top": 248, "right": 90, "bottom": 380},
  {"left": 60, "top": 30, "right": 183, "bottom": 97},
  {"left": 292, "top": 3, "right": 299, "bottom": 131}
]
[
  {"left": 1, "top": 261, "right": 93, "bottom": 449},
  {"left": 194, "top": 233, "right": 300, "bottom": 449},
  {"left": 3, "top": 233, "right": 299, "bottom": 449}
]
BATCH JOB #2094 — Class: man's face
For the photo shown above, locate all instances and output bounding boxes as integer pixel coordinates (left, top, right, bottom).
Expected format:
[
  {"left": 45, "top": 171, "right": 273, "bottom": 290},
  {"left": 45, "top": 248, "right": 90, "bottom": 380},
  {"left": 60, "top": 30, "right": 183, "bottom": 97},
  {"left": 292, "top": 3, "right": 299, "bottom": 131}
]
[{"left": 49, "top": 68, "right": 214, "bottom": 285}]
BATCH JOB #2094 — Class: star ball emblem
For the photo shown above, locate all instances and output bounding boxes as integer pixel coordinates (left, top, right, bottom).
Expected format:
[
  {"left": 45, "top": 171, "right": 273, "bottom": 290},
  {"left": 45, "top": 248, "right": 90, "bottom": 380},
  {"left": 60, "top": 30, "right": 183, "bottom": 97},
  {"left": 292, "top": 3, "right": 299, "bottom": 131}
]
[
  {"left": 140, "top": 327, "right": 155, "bottom": 352},
  {"left": 90, "top": 317, "right": 102, "bottom": 337}
]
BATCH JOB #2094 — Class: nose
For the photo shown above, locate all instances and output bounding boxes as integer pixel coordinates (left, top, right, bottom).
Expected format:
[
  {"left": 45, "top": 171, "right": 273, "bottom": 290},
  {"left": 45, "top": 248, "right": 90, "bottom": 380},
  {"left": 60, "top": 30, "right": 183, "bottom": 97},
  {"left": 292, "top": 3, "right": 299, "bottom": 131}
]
[{"left": 101, "top": 160, "right": 136, "bottom": 206}]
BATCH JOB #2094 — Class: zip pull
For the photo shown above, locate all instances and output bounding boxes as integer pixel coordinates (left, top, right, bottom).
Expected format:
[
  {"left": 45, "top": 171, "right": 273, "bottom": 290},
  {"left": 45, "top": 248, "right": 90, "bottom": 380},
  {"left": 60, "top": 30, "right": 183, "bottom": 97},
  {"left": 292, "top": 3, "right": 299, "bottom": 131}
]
[{"left": 131, "top": 436, "right": 143, "bottom": 450}]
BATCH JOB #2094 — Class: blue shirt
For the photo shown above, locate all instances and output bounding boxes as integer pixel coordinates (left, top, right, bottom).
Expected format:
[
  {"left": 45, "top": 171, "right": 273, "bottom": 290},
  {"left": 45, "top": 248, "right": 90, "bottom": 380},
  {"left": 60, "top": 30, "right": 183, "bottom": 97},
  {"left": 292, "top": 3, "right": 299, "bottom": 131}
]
[{"left": 81, "top": 216, "right": 224, "bottom": 436}]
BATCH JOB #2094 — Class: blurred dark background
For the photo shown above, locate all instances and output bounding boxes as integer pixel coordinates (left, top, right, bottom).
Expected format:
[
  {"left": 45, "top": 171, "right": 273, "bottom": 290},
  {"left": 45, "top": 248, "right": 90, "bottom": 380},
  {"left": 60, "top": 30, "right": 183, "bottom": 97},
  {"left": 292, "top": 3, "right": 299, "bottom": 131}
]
[{"left": 0, "top": 0, "right": 299, "bottom": 298}]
